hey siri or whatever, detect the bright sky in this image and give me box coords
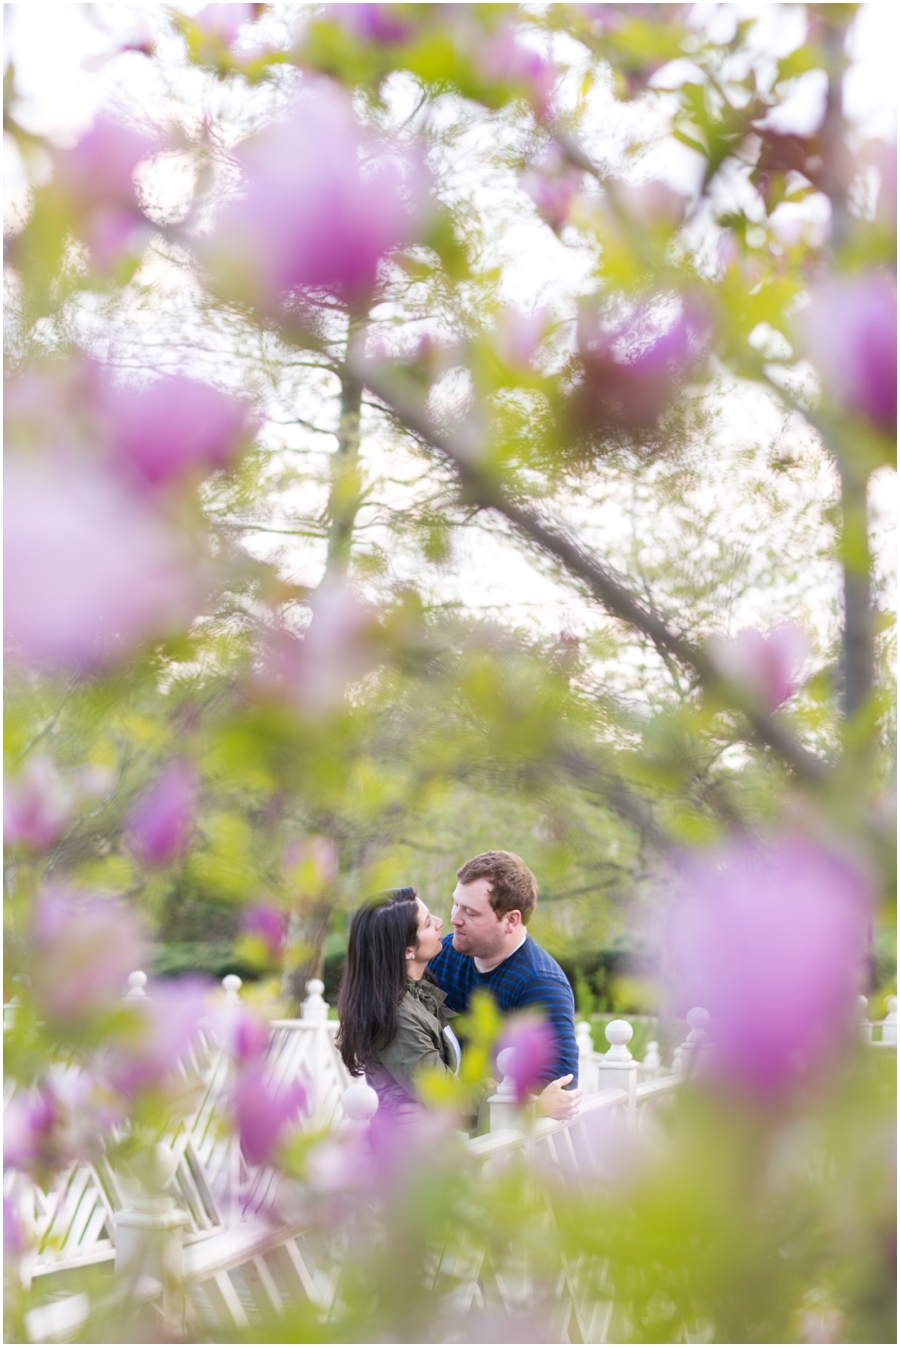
[3,3,896,679]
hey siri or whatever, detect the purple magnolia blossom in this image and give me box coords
[478,24,557,119]
[257,578,379,714]
[522,146,583,231]
[194,2,261,46]
[613,178,686,229]
[28,889,146,1025]
[210,1001,271,1063]
[666,835,872,1097]
[110,978,212,1098]
[202,81,430,309]
[99,374,257,489]
[284,835,340,892]
[326,3,413,43]
[707,622,808,709]
[494,307,550,369]
[574,294,710,432]
[233,1064,307,1166]
[125,760,198,866]
[800,273,897,434]
[54,115,156,271]
[4,757,72,851]
[4,1093,59,1175]
[496,1015,556,1102]
[241,903,288,963]
[4,455,206,671]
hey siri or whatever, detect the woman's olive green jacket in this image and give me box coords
[364,976,458,1118]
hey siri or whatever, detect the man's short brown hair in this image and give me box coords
[456,851,538,925]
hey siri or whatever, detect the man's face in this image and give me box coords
[450,877,517,960]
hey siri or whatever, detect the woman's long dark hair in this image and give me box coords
[337,887,419,1076]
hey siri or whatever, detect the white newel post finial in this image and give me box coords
[596,1019,638,1123]
[302,978,328,1024]
[576,1020,599,1095]
[487,1047,521,1133]
[125,970,149,1001]
[222,974,242,1004]
[859,995,873,1044]
[341,1080,379,1134]
[882,996,897,1046]
[681,1007,712,1077]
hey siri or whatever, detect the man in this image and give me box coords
[429,850,580,1113]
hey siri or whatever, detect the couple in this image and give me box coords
[337,850,581,1124]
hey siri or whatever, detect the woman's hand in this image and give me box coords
[535,1074,581,1120]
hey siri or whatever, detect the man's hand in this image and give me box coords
[535,1074,581,1121]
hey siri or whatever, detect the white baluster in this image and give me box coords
[115,1142,187,1332]
[125,970,149,1001]
[487,1048,521,1132]
[641,1040,661,1078]
[671,1043,685,1075]
[859,995,873,1044]
[596,1019,638,1124]
[341,1079,379,1134]
[222,974,242,1004]
[576,1020,599,1095]
[301,978,328,1024]
[680,1007,711,1077]
[881,995,897,1046]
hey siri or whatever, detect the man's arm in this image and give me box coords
[515,974,580,1088]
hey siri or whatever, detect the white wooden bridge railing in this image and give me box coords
[7,982,897,1344]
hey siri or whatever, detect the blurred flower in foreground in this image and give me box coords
[522,145,583,231]
[257,578,380,713]
[54,115,156,272]
[800,273,897,435]
[125,759,198,866]
[99,374,258,490]
[239,902,288,966]
[496,1015,556,1102]
[109,978,211,1100]
[5,1068,123,1176]
[477,23,557,119]
[194,2,264,47]
[202,80,430,309]
[707,621,808,709]
[4,1092,60,1176]
[609,177,686,230]
[210,999,271,1063]
[284,835,340,895]
[493,307,551,370]
[4,756,73,852]
[4,456,207,670]
[325,2,414,44]
[27,888,146,1027]
[667,835,871,1096]
[233,1064,307,1166]
[573,294,710,433]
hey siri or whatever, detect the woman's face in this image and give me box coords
[409,896,444,964]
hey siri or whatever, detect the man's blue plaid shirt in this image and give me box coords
[428,933,579,1086]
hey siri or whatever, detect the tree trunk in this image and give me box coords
[281,899,336,1012]
[838,464,873,722]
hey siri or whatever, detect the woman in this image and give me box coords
[337,887,456,1120]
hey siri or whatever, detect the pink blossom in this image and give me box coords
[4,455,207,671]
[125,760,198,866]
[522,146,583,231]
[55,115,156,213]
[3,1093,59,1175]
[284,836,340,893]
[613,178,686,229]
[210,1001,271,1063]
[28,889,147,1025]
[666,835,872,1096]
[258,578,380,714]
[4,757,72,851]
[110,978,212,1098]
[708,622,808,709]
[800,273,897,434]
[496,1015,557,1101]
[202,81,430,309]
[233,1064,307,1166]
[99,374,257,489]
[574,294,710,432]
[194,3,261,46]
[494,307,550,369]
[325,3,413,44]
[241,903,288,963]
[478,24,557,119]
